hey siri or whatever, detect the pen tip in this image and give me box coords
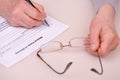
[44,20,50,27]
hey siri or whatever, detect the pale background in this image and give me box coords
[0,0,120,80]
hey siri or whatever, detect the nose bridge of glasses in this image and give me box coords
[61,41,71,47]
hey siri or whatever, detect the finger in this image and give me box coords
[86,47,98,56]
[84,38,90,45]
[33,2,46,19]
[89,22,100,51]
[84,39,99,56]
[85,44,90,48]
[24,1,45,21]
[84,41,89,45]
[12,12,32,28]
[8,18,20,27]
[17,18,32,28]
[21,13,43,27]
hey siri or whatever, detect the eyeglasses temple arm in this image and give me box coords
[90,52,103,75]
[37,53,73,75]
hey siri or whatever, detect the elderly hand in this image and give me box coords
[84,4,119,56]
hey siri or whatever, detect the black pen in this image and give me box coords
[25,0,50,27]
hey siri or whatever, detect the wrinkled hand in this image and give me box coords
[84,4,119,56]
[0,0,46,28]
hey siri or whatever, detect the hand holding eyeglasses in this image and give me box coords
[84,4,120,57]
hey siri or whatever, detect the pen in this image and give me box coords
[25,0,50,27]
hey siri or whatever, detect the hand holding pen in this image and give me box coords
[0,0,47,28]
[25,0,49,27]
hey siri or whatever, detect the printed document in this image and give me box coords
[0,16,69,68]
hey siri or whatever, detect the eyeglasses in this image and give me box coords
[37,37,103,75]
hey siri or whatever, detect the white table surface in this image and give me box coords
[0,0,120,80]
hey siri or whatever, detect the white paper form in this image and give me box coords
[0,16,69,68]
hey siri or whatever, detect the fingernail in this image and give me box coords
[91,44,96,51]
